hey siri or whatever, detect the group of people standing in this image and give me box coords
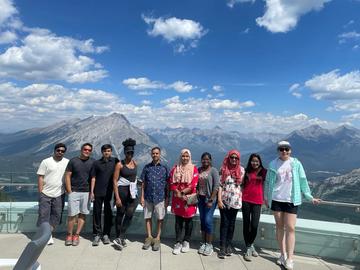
[36,139,320,270]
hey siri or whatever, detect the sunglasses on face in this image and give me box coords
[278,147,290,152]
[56,149,65,153]
[82,148,92,152]
[230,156,239,160]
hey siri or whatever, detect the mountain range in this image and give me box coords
[1,113,360,183]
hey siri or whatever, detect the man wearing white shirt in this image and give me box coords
[37,143,69,245]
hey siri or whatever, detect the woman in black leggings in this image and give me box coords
[113,138,138,250]
[241,153,267,261]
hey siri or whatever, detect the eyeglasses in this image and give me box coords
[83,148,92,152]
[230,156,239,160]
[56,149,65,153]
[278,147,290,152]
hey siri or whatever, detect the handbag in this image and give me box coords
[185,193,198,206]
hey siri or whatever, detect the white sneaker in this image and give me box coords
[181,241,190,253]
[173,242,182,255]
[47,235,54,245]
[198,243,206,254]
[276,254,287,265]
[285,259,294,270]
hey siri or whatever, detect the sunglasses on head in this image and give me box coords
[56,149,65,153]
[278,147,290,152]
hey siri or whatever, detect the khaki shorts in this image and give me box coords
[144,200,166,220]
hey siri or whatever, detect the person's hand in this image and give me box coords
[175,190,181,198]
[264,199,269,208]
[115,198,122,208]
[140,197,145,207]
[312,198,321,205]
[218,200,225,209]
[206,200,213,208]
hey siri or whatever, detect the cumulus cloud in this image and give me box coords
[0,0,17,25]
[304,69,360,100]
[212,85,223,92]
[142,15,207,53]
[0,30,108,83]
[256,0,331,33]
[123,77,195,93]
[0,30,16,44]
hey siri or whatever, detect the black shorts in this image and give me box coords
[271,200,298,214]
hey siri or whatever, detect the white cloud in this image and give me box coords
[142,15,207,52]
[123,77,195,93]
[256,0,331,33]
[0,30,16,44]
[343,20,355,28]
[141,100,152,105]
[168,81,194,93]
[339,31,360,40]
[289,83,302,98]
[0,30,108,83]
[227,0,255,8]
[0,0,17,26]
[304,69,360,100]
[242,28,250,34]
[212,85,223,92]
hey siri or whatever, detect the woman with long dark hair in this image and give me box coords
[242,153,267,261]
[113,138,138,250]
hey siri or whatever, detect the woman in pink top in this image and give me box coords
[241,153,267,261]
[169,149,199,255]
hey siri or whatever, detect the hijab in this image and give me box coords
[220,149,242,184]
[172,149,195,184]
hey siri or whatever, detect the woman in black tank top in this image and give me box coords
[113,138,138,249]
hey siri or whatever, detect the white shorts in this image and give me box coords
[67,192,90,216]
[144,200,166,220]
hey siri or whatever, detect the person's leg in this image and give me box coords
[273,211,286,256]
[204,200,216,244]
[67,216,76,235]
[226,208,239,247]
[154,201,166,240]
[175,215,184,243]
[241,201,251,248]
[75,213,86,235]
[120,196,138,239]
[284,213,297,261]
[183,217,193,242]
[37,193,51,227]
[103,197,113,237]
[92,196,104,236]
[115,186,128,238]
[249,204,261,246]
[219,208,228,248]
[198,196,206,241]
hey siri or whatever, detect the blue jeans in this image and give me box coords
[198,195,216,234]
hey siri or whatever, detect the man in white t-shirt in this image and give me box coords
[37,143,69,245]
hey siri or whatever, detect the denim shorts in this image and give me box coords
[67,192,90,216]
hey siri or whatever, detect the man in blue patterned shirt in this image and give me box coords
[140,146,169,251]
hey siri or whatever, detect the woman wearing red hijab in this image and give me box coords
[217,150,244,259]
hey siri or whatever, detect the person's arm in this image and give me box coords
[113,162,122,207]
[90,176,96,201]
[38,175,44,193]
[298,161,321,205]
[207,168,219,207]
[217,186,224,209]
[65,171,72,193]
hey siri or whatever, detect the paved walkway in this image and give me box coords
[0,233,358,270]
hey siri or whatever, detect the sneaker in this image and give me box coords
[65,234,72,246]
[113,238,123,250]
[121,238,127,247]
[72,234,80,246]
[250,244,259,257]
[218,247,226,259]
[285,259,294,270]
[243,248,252,261]
[181,241,190,253]
[92,235,101,246]
[172,242,182,255]
[102,235,110,245]
[142,237,153,250]
[203,243,213,256]
[152,239,161,251]
[276,254,287,266]
[225,245,233,256]
[198,243,206,254]
[47,235,54,245]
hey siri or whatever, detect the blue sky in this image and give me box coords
[0,0,360,133]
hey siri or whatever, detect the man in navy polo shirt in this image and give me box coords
[140,147,169,251]
[90,144,119,246]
